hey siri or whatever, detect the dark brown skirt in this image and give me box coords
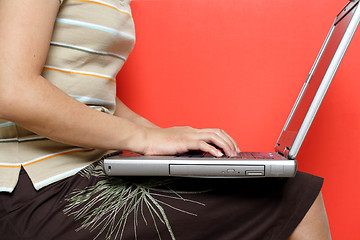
[0,161,323,240]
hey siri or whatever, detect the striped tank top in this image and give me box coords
[0,0,135,192]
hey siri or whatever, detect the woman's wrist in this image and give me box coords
[116,122,149,154]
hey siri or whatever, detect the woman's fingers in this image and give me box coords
[220,129,241,153]
[198,128,239,157]
[193,139,228,157]
[142,126,239,157]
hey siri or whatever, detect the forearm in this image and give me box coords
[0,74,146,152]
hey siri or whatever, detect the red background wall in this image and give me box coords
[117,0,360,239]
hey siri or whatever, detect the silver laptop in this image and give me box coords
[104,0,360,178]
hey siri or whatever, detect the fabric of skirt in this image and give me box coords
[0,160,323,240]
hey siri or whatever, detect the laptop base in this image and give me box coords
[103,151,297,178]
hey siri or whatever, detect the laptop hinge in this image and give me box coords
[283,147,290,158]
[277,147,290,159]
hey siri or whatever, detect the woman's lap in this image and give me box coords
[0,161,323,240]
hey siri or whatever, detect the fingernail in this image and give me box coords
[216,149,224,157]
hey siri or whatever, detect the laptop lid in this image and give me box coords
[275,0,360,159]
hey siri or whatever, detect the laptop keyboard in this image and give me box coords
[177,151,276,159]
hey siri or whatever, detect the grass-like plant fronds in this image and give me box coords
[64,162,208,240]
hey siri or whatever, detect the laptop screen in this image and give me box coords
[276,1,359,158]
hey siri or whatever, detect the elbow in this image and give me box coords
[0,75,24,121]
[0,83,15,120]
[0,72,47,124]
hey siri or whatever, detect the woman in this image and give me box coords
[0,0,331,239]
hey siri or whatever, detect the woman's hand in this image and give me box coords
[113,99,241,157]
[136,126,240,157]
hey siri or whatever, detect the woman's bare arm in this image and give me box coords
[0,0,146,151]
[0,0,239,157]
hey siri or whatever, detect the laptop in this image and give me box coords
[104,0,360,178]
